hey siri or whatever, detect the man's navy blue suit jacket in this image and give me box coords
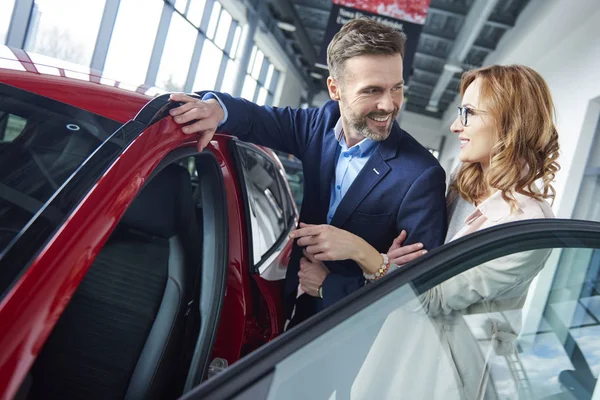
[203,91,448,319]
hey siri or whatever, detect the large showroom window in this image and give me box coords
[242,45,280,105]
[103,0,164,85]
[155,8,198,91]
[0,0,16,45]
[193,2,242,92]
[24,0,106,66]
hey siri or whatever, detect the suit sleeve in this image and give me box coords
[196,91,318,161]
[321,165,447,308]
[320,271,365,309]
[396,165,447,251]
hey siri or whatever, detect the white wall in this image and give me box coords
[438,0,600,218]
[275,69,308,108]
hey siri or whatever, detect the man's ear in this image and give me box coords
[327,76,341,101]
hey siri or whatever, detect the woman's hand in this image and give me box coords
[290,223,366,262]
[387,230,427,266]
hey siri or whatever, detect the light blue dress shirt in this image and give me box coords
[327,119,378,223]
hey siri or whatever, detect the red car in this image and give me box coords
[0,47,296,400]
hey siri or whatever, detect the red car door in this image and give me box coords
[0,92,232,399]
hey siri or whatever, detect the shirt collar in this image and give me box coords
[333,118,378,157]
[467,190,528,223]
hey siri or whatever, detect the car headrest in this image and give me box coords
[120,164,193,238]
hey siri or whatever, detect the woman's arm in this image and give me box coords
[417,248,551,316]
[290,223,426,275]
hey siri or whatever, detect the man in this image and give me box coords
[169,18,447,327]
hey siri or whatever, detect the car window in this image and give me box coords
[235,143,289,266]
[263,244,600,400]
[184,222,600,400]
[0,83,121,294]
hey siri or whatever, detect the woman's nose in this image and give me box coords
[450,117,463,133]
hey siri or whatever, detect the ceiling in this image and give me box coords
[265,0,530,119]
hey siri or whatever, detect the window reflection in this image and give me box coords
[155,12,197,91]
[24,0,106,66]
[103,0,163,85]
[0,0,16,44]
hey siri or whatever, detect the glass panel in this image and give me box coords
[155,12,197,91]
[103,0,163,85]
[174,0,187,12]
[251,49,264,80]
[256,87,268,106]
[214,8,232,50]
[264,64,274,90]
[0,86,121,257]
[206,1,221,39]
[193,40,223,91]
[263,244,600,400]
[0,0,16,45]
[187,0,206,28]
[230,25,242,59]
[236,146,286,264]
[220,58,238,93]
[572,119,600,222]
[24,0,106,66]
[246,45,257,74]
[241,76,257,101]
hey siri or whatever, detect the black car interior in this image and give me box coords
[25,162,204,400]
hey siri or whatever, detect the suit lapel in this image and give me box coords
[329,124,403,227]
[319,128,340,218]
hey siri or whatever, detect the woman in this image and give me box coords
[291,65,560,399]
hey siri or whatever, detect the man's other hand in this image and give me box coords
[169,93,225,152]
[298,250,330,297]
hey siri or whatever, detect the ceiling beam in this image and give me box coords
[426,0,499,112]
[420,32,495,53]
[273,0,318,67]
[427,6,514,30]
[294,4,330,19]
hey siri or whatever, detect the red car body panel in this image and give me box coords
[0,47,291,400]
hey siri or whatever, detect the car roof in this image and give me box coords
[0,46,158,123]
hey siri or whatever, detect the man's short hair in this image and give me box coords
[326,18,407,80]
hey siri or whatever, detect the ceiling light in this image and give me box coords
[310,72,323,79]
[425,105,439,113]
[277,21,296,32]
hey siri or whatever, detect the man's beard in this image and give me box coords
[345,109,398,141]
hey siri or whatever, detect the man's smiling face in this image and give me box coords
[328,53,404,146]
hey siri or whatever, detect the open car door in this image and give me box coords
[182,219,600,400]
[0,91,227,400]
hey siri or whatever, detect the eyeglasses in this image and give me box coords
[457,106,487,127]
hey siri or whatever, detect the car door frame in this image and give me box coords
[229,140,297,338]
[0,93,228,400]
[181,218,600,400]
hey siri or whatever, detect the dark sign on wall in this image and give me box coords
[317,0,431,84]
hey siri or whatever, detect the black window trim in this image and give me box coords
[230,139,296,275]
[182,218,600,400]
